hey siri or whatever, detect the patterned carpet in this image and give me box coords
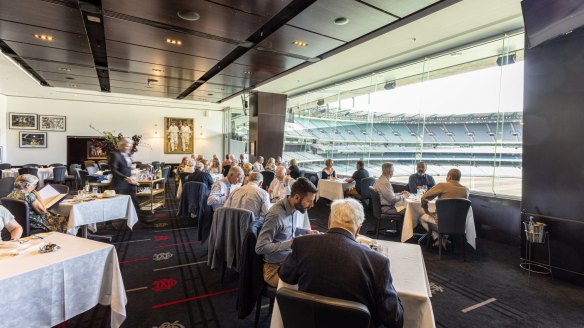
[59,185,584,328]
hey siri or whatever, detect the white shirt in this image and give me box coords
[224,183,272,219]
[207,178,240,210]
[253,162,264,172]
[168,125,179,136]
[180,125,191,136]
[0,205,15,232]
[269,177,295,201]
[373,175,405,207]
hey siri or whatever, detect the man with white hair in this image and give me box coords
[279,198,404,328]
[224,172,271,219]
[373,162,410,215]
[253,156,264,172]
[207,165,243,210]
[268,166,295,202]
[186,161,214,189]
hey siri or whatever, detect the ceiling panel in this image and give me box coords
[48,80,101,91]
[109,71,192,85]
[0,21,90,53]
[210,0,292,18]
[106,40,219,72]
[38,71,98,85]
[257,25,345,58]
[287,0,397,43]
[110,86,174,98]
[102,0,267,41]
[0,0,86,34]
[236,49,304,72]
[361,0,442,18]
[23,59,97,77]
[4,41,95,66]
[206,75,248,89]
[108,57,203,80]
[104,17,238,60]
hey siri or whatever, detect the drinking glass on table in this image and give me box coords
[92,187,98,196]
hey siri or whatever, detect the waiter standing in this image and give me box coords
[109,137,155,223]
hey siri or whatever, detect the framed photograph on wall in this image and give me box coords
[9,113,37,130]
[164,117,194,154]
[19,132,47,148]
[39,115,66,132]
[86,139,108,159]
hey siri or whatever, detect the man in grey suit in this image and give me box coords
[279,198,404,328]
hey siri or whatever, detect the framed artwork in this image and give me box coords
[19,132,47,148]
[87,138,107,159]
[164,117,194,154]
[9,113,37,130]
[39,115,66,131]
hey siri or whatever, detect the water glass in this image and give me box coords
[92,187,98,196]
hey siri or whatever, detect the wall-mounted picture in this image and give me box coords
[87,138,107,159]
[9,113,37,130]
[164,117,194,154]
[19,132,47,148]
[39,115,66,132]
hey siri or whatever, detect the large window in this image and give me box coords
[284,32,524,197]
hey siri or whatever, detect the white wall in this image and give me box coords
[4,96,224,165]
[0,94,7,162]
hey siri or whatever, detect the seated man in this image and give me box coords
[420,168,469,245]
[253,156,264,172]
[207,166,243,210]
[279,198,404,328]
[255,177,318,287]
[268,166,295,202]
[224,172,271,219]
[346,160,370,197]
[373,162,410,214]
[0,205,23,240]
[186,162,214,189]
[408,161,436,194]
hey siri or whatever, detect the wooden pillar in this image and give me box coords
[248,91,287,162]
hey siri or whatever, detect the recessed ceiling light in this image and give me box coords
[333,17,349,25]
[58,67,71,72]
[244,71,251,75]
[34,34,54,41]
[166,38,182,45]
[292,40,308,47]
[152,68,164,73]
[65,77,75,80]
[177,10,200,21]
[238,41,255,48]
[69,84,80,88]
[86,15,101,23]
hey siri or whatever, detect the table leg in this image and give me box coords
[82,225,88,238]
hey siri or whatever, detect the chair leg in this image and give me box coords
[462,236,467,262]
[254,295,262,328]
[438,234,442,260]
[375,217,380,239]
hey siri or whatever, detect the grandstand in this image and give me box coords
[281,110,522,195]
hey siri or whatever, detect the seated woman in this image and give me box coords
[287,159,301,179]
[242,162,254,185]
[209,157,221,174]
[264,157,276,172]
[7,174,67,233]
[0,205,23,240]
[176,156,192,182]
[321,159,336,179]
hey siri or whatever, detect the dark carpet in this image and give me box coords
[60,187,584,328]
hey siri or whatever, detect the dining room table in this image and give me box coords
[316,178,355,201]
[401,196,477,249]
[0,232,127,327]
[269,238,435,328]
[58,194,138,236]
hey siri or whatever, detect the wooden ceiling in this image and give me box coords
[0,0,442,103]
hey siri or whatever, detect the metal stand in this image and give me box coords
[520,231,552,281]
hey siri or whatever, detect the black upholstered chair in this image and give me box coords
[151,161,161,170]
[0,177,15,198]
[0,198,43,237]
[369,187,404,239]
[44,166,67,185]
[18,167,38,177]
[0,163,12,170]
[48,163,64,167]
[428,198,472,261]
[260,170,275,191]
[222,164,231,177]
[349,177,376,209]
[50,183,70,196]
[303,172,319,187]
[161,165,170,188]
[22,164,40,168]
[276,287,371,328]
[76,170,88,190]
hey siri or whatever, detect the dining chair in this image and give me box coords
[428,198,472,261]
[76,170,88,190]
[369,187,403,239]
[98,162,110,171]
[48,163,64,167]
[86,166,98,175]
[276,287,371,328]
[22,164,40,168]
[260,171,275,191]
[44,166,67,185]
[349,177,375,209]
[83,160,96,170]
[0,163,12,170]
[0,177,15,198]
[151,161,161,170]
[0,198,43,237]
[18,167,38,177]
[50,183,70,196]
[303,172,319,187]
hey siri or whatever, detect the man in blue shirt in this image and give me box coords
[255,177,319,287]
[408,161,436,193]
[346,160,370,196]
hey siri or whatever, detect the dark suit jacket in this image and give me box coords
[279,228,404,328]
[187,169,214,189]
[108,151,132,191]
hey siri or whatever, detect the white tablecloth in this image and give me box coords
[0,232,127,327]
[270,239,435,328]
[58,195,138,235]
[402,198,476,249]
[2,168,54,187]
[316,179,354,201]
[175,173,224,198]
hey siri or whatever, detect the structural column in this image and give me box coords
[248,91,287,162]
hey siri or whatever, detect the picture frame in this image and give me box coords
[39,115,66,132]
[86,139,108,160]
[164,117,194,154]
[9,113,37,130]
[19,132,47,148]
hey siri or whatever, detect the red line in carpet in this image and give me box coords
[153,241,200,249]
[152,288,239,309]
[119,257,150,264]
